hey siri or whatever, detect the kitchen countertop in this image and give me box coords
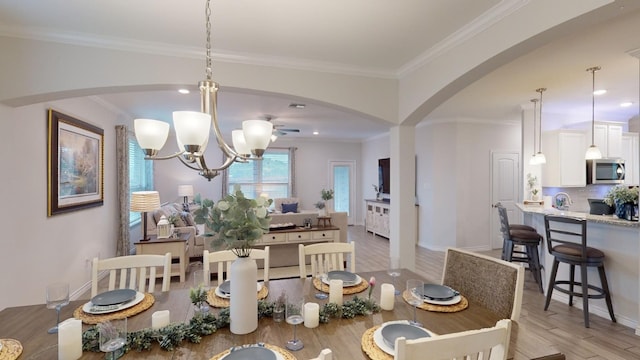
[516,203,639,228]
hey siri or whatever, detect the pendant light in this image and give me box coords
[528,98,539,165]
[534,88,547,164]
[585,66,603,160]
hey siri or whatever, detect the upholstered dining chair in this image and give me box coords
[202,247,270,286]
[91,253,172,297]
[442,248,524,321]
[298,242,356,278]
[394,319,512,360]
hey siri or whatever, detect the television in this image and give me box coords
[378,158,390,195]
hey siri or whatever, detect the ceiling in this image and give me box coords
[0,0,639,139]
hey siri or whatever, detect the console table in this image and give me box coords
[257,226,340,245]
[134,233,190,282]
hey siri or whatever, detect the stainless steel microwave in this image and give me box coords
[587,158,625,184]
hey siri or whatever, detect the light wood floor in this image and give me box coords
[105,225,640,359]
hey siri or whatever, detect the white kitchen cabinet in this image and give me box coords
[592,123,623,158]
[622,132,639,185]
[541,130,586,187]
[365,200,390,238]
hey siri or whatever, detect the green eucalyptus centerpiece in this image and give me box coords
[193,186,273,257]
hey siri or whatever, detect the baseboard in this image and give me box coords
[71,270,109,300]
[550,292,637,329]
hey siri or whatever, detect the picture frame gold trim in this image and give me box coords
[47,109,104,216]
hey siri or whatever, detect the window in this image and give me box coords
[225,148,294,199]
[129,135,154,225]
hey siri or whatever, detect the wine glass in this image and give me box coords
[387,256,402,295]
[285,296,304,351]
[98,318,127,360]
[46,282,69,334]
[406,279,424,327]
[314,259,328,300]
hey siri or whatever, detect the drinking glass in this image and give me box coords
[406,279,424,327]
[192,269,210,289]
[98,318,127,360]
[46,282,70,334]
[285,296,304,351]
[314,259,328,300]
[387,257,402,295]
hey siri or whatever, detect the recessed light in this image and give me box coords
[593,89,607,96]
[620,102,633,107]
[313,131,319,135]
[178,89,190,94]
[289,103,306,109]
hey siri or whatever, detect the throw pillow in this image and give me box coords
[281,202,298,213]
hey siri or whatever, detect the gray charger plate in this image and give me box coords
[381,323,430,349]
[223,345,276,360]
[91,288,137,306]
[422,284,457,300]
[219,280,231,294]
[327,270,358,284]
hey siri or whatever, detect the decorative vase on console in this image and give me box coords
[315,201,326,217]
[192,186,272,334]
[321,188,334,213]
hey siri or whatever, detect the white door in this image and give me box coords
[490,152,520,249]
[329,160,355,225]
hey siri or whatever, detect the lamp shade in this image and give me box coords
[130,191,161,212]
[585,145,602,160]
[173,111,211,149]
[178,185,194,197]
[134,119,170,150]
[242,120,273,155]
[232,129,251,156]
[534,152,546,164]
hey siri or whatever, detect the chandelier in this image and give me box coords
[133,0,273,181]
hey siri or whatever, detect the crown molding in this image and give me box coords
[397,0,529,77]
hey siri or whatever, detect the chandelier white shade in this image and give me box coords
[585,66,603,160]
[132,0,273,181]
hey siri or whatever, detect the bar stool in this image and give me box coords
[496,203,544,293]
[543,215,616,328]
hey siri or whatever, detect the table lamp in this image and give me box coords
[131,191,160,241]
[178,184,194,211]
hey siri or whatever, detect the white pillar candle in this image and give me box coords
[151,310,170,329]
[329,279,343,305]
[380,283,395,310]
[58,318,82,360]
[304,302,320,328]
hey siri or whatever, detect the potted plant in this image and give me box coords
[527,173,540,201]
[192,186,272,335]
[604,186,639,220]
[314,201,326,216]
[321,188,334,212]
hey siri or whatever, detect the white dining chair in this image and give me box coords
[308,348,332,360]
[441,248,524,321]
[394,319,512,360]
[298,242,355,278]
[91,253,172,297]
[202,247,270,286]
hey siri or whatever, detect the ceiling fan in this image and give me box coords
[264,115,300,136]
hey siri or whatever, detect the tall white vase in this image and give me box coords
[230,256,258,334]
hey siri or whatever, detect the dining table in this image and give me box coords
[0,269,556,359]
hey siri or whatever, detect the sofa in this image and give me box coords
[145,201,348,267]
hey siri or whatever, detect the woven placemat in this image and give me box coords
[207,285,269,308]
[401,290,468,312]
[361,326,392,360]
[209,343,296,360]
[73,293,155,324]
[0,339,23,360]
[312,276,369,295]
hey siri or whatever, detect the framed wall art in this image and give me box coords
[47,109,104,216]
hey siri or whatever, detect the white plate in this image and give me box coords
[221,344,284,360]
[82,291,145,314]
[321,274,362,287]
[373,320,434,356]
[423,294,461,306]
[215,282,263,299]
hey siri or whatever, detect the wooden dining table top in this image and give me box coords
[0,269,547,359]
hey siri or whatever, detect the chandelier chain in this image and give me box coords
[205,0,212,80]
[536,88,546,154]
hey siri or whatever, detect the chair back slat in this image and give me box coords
[91,253,172,297]
[495,203,511,240]
[544,215,588,260]
[298,242,355,278]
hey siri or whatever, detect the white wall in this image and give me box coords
[0,98,120,310]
